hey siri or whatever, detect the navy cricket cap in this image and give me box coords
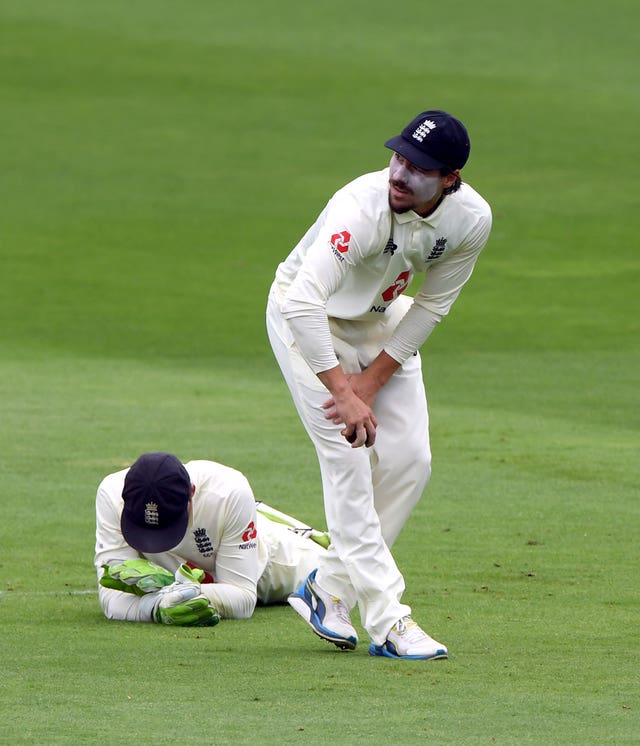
[384,110,471,171]
[121,452,191,553]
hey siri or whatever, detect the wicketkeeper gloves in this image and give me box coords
[174,563,206,585]
[100,559,219,626]
[153,583,220,626]
[100,559,175,595]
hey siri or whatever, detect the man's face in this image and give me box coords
[388,153,445,215]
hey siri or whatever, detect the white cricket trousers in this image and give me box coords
[255,512,325,606]
[266,291,431,645]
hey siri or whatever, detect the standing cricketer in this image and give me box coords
[266,109,492,659]
[95,452,328,625]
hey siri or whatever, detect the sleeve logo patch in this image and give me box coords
[239,520,258,550]
[330,230,351,253]
[242,521,257,542]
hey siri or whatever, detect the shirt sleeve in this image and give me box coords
[280,196,376,374]
[383,304,441,363]
[98,584,159,622]
[287,310,338,373]
[413,209,492,316]
[198,476,259,620]
[94,478,159,622]
[385,209,492,362]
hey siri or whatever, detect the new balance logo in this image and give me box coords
[383,238,397,256]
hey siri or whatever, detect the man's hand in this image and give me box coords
[323,387,377,448]
[320,378,377,448]
[100,559,175,596]
[153,583,220,627]
[322,352,401,447]
[317,364,377,448]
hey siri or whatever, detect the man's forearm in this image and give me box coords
[317,365,351,397]
[364,350,401,389]
[98,584,158,622]
[199,582,257,620]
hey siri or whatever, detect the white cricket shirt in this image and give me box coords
[272,167,492,372]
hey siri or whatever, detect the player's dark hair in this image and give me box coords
[440,168,462,195]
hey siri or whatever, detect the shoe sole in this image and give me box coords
[368,643,448,661]
[288,593,357,651]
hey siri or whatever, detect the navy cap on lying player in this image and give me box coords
[120,452,192,554]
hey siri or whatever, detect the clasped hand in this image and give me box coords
[322,372,378,448]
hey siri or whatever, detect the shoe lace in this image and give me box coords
[330,596,352,626]
[394,615,428,644]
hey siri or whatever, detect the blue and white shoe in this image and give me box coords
[288,569,358,651]
[369,616,448,660]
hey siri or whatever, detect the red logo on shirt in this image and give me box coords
[242,521,257,542]
[381,271,411,302]
[330,230,351,253]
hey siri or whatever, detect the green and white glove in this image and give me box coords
[153,583,220,627]
[100,559,175,596]
[174,563,205,585]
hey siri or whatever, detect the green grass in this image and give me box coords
[1,0,639,743]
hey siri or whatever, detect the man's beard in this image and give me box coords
[388,194,411,214]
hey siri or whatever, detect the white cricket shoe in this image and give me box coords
[369,615,448,660]
[288,569,358,650]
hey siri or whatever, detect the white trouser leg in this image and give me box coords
[267,297,412,644]
[256,514,325,605]
[370,352,431,548]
